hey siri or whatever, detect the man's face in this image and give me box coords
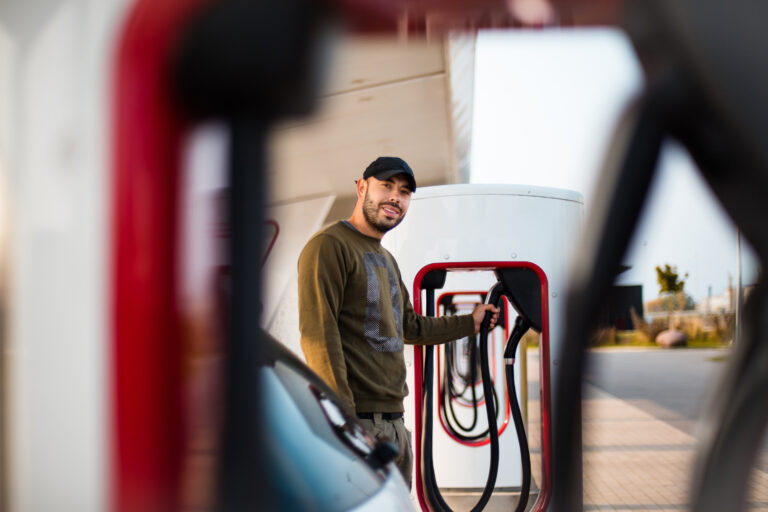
[361,174,413,234]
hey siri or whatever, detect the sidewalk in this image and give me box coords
[527,351,768,511]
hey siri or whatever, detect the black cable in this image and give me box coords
[440,319,501,442]
[421,283,504,512]
[422,289,454,512]
[423,344,454,512]
[449,338,477,401]
[451,336,479,401]
[504,316,532,512]
[422,282,535,512]
[443,338,479,434]
[441,336,482,440]
[470,301,502,512]
[441,357,500,443]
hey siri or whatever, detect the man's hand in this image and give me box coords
[471,304,500,334]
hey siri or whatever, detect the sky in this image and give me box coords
[470,28,758,303]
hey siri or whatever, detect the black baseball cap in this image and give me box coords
[362,156,416,192]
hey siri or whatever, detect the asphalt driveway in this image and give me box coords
[585,347,731,435]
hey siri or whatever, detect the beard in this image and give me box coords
[362,190,405,234]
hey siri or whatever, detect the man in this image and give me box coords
[298,156,499,486]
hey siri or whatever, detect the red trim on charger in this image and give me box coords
[261,219,280,268]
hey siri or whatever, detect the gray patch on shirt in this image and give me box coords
[363,252,403,352]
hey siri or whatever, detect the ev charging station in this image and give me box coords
[383,184,583,511]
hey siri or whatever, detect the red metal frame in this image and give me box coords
[413,262,552,512]
[261,219,280,268]
[434,291,511,447]
[112,1,212,510]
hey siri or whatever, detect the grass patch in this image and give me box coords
[614,331,656,347]
[589,329,732,349]
[590,329,655,348]
[527,321,732,350]
[687,337,731,349]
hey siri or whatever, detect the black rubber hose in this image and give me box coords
[441,331,501,441]
[505,364,530,512]
[442,366,500,443]
[422,288,453,512]
[469,308,502,512]
[442,375,481,440]
[421,286,503,512]
[451,338,476,389]
[442,335,496,442]
[504,316,532,512]
[422,343,453,512]
[442,339,480,435]
[450,339,476,400]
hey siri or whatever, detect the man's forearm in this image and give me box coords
[403,313,476,345]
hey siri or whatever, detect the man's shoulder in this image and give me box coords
[306,221,349,246]
[301,221,357,258]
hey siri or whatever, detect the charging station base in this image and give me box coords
[442,489,540,512]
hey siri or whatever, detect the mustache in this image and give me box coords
[380,202,401,213]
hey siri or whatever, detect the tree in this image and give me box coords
[655,264,693,332]
[655,264,688,294]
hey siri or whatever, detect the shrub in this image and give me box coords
[713,312,735,344]
[647,317,668,342]
[589,327,616,347]
[629,307,646,332]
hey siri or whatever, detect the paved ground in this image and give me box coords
[584,348,731,435]
[532,348,768,511]
[435,347,768,511]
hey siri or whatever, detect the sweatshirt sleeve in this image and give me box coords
[400,278,475,345]
[297,235,356,411]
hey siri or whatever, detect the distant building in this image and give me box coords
[697,284,755,314]
[697,292,733,314]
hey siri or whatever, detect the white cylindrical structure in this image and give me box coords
[383,184,583,490]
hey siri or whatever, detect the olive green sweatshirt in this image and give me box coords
[298,221,475,414]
